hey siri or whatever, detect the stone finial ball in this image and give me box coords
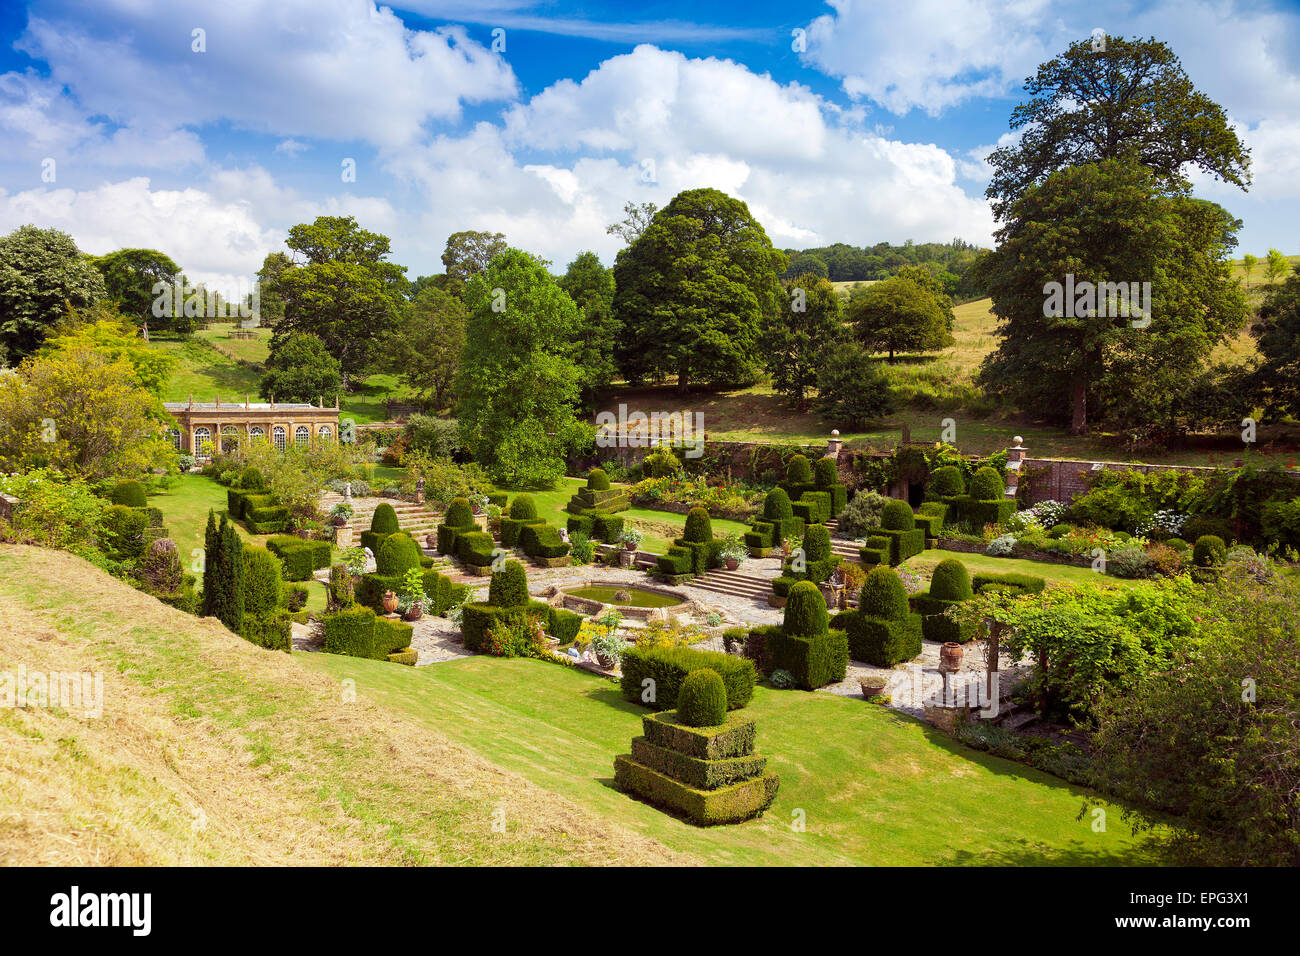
[1014,435,1024,444]
[831,429,840,437]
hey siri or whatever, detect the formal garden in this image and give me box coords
[3,30,1300,867]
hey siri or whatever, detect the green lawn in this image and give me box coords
[302,653,1157,865]
[494,476,751,554]
[904,548,1145,588]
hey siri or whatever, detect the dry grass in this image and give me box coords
[0,545,693,867]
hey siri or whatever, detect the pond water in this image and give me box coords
[564,585,684,608]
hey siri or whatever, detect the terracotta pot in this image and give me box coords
[382,590,399,614]
[725,558,739,571]
[859,675,889,698]
[472,503,482,515]
[595,651,614,668]
[940,642,964,672]
[623,541,637,552]
[403,605,423,622]
[425,533,438,549]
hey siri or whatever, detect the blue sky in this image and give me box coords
[1,0,1298,292]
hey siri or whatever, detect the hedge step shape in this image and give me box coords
[629,737,768,791]
[641,710,756,759]
[613,756,778,826]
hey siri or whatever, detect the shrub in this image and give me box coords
[322,606,412,661]
[929,558,972,601]
[487,559,528,607]
[519,522,570,559]
[929,466,965,498]
[881,499,915,531]
[792,490,831,525]
[140,538,183,593]
[769,669,795,689]
[102,504,147,561]
[1193,534,1227,568]
[444,496,473,526]
[969,466,1005,501]
[241,545,283,617]
[376,532,421,576]
[783,580,828,636]
[763,487,793,521]
[508,494,538,520]
[370,502,400,534]
[1108,544,1154,579]
[328,563,355,609]
[238,466,265,491]
[971,571,1046,594]
[266,536,330,581]
[813,457,838,488]
[683,506,713,543]
[547,606,583,643]
[837,490,887,538]
[677,669,728,727]
[986,534,1017,557]
[620,645,756,711]
[108,479,147,508]
[587,468,611,491]
[642,446,681,478]
[803,524,831,563]
[786,455,812,485]
[860,566,909,618]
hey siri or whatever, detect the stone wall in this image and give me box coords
[1014,458,1229,505]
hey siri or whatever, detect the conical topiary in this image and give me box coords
[786,454,812,484]
[488,558,529,608]
[783,581,829,638]
[813,457,837,488]
[881,499,915,531]
[371,502,400,534]
[683,507,713,543]
[110,479,147,508]
[509,494,538,520]
[860,566,909,619]
[445,496,473,527]
[803,524,831,562]
[677,669,728,727]
[587,468,611,491]
[763,487,793,521]
[969,466,1005,501]
[928,558,972,601]
[929,466,965,497]
[377,532,421,576]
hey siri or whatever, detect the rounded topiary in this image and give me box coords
[928,558,972,601]
[1193,534,1226,568]
[763,487,794,521]
[509,494,537,520]
[376,532,421,576]
[969,466,1005,501]
[238,466,265,491]
[677,668,728,727]
[803,524,831,562]
[683,506,713,543]
[1165,537,1189,552]
[1048,523,1070,539]
[587,468,611,491]
[371,502,400,534]
[813,456,838,488]
[488,559,529,608]
[860,566,909,619]
[786,454,813,484]
[929,466,965,498]
[109,479,147,508]
[445,496,473,527]
[784,580,829,638]
[881,499,915,531]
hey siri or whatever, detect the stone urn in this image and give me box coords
[382,590,399,615]
[403,604,423,622]
[940,642,964,672]
[623,540,637,552]
[859,674,890,698]
[425,533,438,550]
[725,557,739,571]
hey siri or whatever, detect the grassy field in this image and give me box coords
[904,548,1144,589]
[302,651,1157,865]
[0,546,679,866]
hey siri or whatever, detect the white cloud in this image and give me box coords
[18,0,519,149]
[274,139,311,158]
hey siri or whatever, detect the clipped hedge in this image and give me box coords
[266,536,331,582]
[109,479,148,508]
[456,530,495,569]
[519,522,570,560]
[677,669,727,727]
[620,645,756,712]
[971,571,1046,595]
[837,566,922,666]
[322,605,413,661]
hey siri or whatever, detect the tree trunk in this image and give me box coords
[677,358,690,395]
[1070,380,1087,435]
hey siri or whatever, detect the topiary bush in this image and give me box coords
[488,558,529,608]
[813,456,838,488]
[969,466,1005,501]
[445,497,473,527]
[238,466,265,491]
[509,494,538,520]
[929,466,965,498]
[762,581,848,689]
[376,532,421,576]
[928,558,972,601]
[783,580,829,637]
[683,506,713,543]
[1193,534,1227,568]
[677,668,728,727]
[881,499,915,531]
[371,502,400,534]
[859,566,910,618]
[109,479,147,508]
[763,487,793,521]
[241,545,284,617]
[786,454,812,484]
[587,468,611,491]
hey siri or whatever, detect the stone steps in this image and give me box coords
[688,570,772,602]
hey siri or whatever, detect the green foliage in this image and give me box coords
[445,496,474,527]
[929,466,965,497]
[0,225,106,360]
[201,512,245,634]
[763,273,844,408]
[376,532,420,576]
[370,502,400,534]
[488,559,529,609]
[860,567,910,619]
[783,581,828,637]
[108,480,148,508]
[383,288,466,412]
[259,332,342,404]
[508,494,538,520]
[677,669,728,727]
[929,558,972,601]
[802,524,831,562]
[93,247,184,331]
[836,490,886,539]
[762,487,793,521]
[265,535,330,581]
[881,499,915,531]
[971,571,1046,594]
[813,457,838,488]
[642,446,682,478]
[587,467,611,491]
[969,466,1005,501]
[241,545,283,617]
[620,645,756,711]
[613,188,786,389]
[848,274,953,359]
[812,341,895,428]
[785,455,812,484]
[322,605,413,661]
[1252,268,1300,420]
[683,507,713,543]
[1193,534,1226,568]
[558,250,620,400]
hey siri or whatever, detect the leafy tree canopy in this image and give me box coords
[847,274,952,361]
[260,331,343,405]
[0,225,105,362]
[763,273,844,410]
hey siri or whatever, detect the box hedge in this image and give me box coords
[620,645,755,711]
[322,605,413,661]
[971,571,1046,594]
[266,536,331,581]
[519,522,570,559]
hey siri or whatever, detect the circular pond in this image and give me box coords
[558,581,692,620]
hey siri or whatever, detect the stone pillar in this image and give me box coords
[415,477,425,505]
[1005,436,1027,499]
[825,428,843,460]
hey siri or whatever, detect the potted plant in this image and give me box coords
[469,492,489,516]
[485,502,503,533]
[720,534,748,571]
[619,528,644,552]
[859,673,890,698]
[398,567,427,621]
[781,534,798,558]
[328,501,353,527]
[590,628,629,668]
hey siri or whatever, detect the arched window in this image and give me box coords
[249,426,265,441]
[317,425,333,441]
[294,425,309,445]
[221,425,240,454]
[167,428,181,450]
[193,426,211,452]
[273,426,286,451]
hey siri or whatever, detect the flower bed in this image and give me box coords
[630,476,761,521]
